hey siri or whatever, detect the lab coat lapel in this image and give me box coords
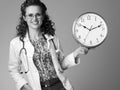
[24,33,41,90]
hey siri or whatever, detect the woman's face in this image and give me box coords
[24,5,43,30]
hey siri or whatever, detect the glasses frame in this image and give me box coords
[25,13,42,19]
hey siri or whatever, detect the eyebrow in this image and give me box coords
[26,12,42,16]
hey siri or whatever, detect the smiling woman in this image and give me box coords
[16,0,55,39]
[8,0,89,90]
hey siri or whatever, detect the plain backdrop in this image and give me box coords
[0,0,120,90]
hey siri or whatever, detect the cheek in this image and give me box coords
[26,20,31,25]
[24,17,30,24]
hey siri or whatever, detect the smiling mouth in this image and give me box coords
[32,22,39,25]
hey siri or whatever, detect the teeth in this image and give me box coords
[32,22,38,24]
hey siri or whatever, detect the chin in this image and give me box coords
[31,25,40,29]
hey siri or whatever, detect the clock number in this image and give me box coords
[100,21,102,24]
[78,35,81,39]
[102,27,105,31]
[87,15,91,20]
[100,34,104,37]
[81,17,84,22]
[77,23,81,27]
[95,16,97,21]
[96,38,99,43]
[75,29,78,32]
[90,41,92,45]
[84,39,86,43]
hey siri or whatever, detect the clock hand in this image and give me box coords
[83,26,90,31]
[91,24,102,31]
[84,25,92,42]
[84,30,90,42]
[90,25,93,31]
[80,24,91,31]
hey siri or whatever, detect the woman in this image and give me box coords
[8,0,89,90]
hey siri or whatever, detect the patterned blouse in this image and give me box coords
[30,37,58,82]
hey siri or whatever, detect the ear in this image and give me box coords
[23,16,26,21]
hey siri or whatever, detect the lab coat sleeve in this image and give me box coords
[62,52,80,69]
[8,40,28,90]
[56,38,80,70]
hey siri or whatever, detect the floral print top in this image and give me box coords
[30,37,57,82]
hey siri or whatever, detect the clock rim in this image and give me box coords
[72,12,108,48]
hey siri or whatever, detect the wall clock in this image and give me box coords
[72,12,108,48]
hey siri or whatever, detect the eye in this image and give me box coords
[36,13,42,17]
[28,14,33,17]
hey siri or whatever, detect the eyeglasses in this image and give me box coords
[26,13,42,19]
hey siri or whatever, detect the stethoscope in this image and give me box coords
[18,35,57,74]
[19,37,29,74]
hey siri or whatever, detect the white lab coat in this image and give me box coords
[8,33,80,90]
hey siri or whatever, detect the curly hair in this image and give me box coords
[16,0,55,39]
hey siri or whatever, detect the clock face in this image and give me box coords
[72,12,108,47]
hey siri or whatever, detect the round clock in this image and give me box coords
[72,12,108,48]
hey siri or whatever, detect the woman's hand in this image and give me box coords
[73,46,89,64]
[21,83,33,90]
[74,46,89,55]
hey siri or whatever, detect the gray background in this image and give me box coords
[0,0,120,90]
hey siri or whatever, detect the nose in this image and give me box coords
[32,15,38,20]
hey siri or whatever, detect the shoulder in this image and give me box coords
[45,34,59,41]
[53,34,59,41]
[9,36,23,54]
[10,36,21,46]
[52,35,61,49]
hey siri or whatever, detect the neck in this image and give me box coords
[28,28,42,41]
